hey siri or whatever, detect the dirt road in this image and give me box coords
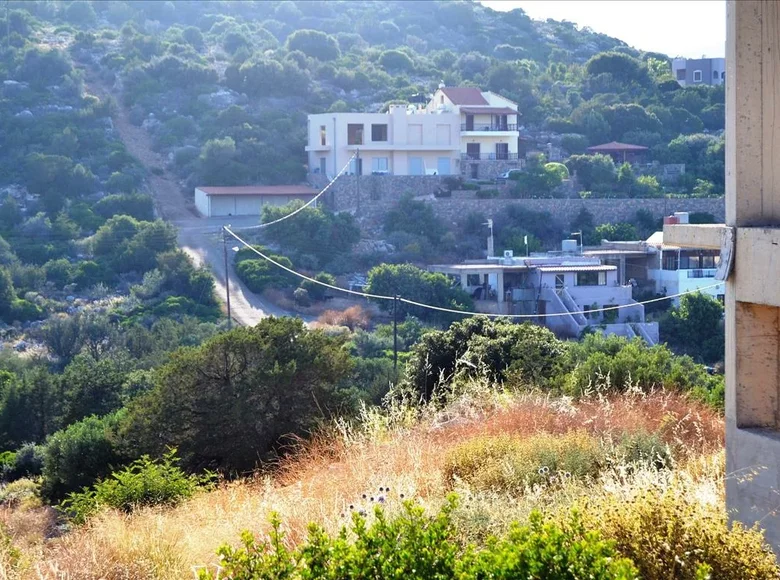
[84,71,286,326]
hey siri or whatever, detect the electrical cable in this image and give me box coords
[229,153,357,231]
[223,226,724,320]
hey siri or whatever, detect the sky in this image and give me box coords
[479,1,726,59]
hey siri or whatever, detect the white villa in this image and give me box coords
[430,245,658,344]
[305,84,520,179]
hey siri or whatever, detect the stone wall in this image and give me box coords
[460,159,524,179]
[311,174,725,230]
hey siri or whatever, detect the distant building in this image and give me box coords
[430,245,657,344]
[583,213,724,306]
[194,185,318,217]
[305,84,520,180]
[586,142,649,165]
[671,57,726,87]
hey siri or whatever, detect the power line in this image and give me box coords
[223,226,724,320]
[230,153,357,231]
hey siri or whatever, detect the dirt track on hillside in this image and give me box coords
[82,69,287,326]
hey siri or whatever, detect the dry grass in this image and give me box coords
[315,305,371,330]
[10,390,723,579]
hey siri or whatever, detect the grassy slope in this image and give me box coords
[2,389,729,579]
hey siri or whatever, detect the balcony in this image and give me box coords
[461,124,518,132]
[461,152,520,161]
[686,268,717,279]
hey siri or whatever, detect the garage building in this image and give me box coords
[194,185,319,217]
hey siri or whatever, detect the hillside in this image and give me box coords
[7,388,776,578]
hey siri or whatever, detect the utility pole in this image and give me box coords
[393,295,399,375]
[355,148,361,217]
[222,226,232,330]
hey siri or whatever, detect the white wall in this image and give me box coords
[194,188,210,217]
[307,111,460,176]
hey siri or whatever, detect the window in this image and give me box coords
[713,70,719,79]
[693,70,702,82]
[371,124,388,142]
[662,253,679,271]
[467,274,481,286]
[470,163,479,179]
[371,157,388,173]
[495,143,509,160]
[319,157,327,175]
[583,304,599,319]
[466,143,481,159]
[575,271,606,286]
[676,68,686,81]
[319,125,326,146]
[347,124,363,145]
[440,94,444,104]
[409,157,424,175]
[555,274,565,289]
[437,157,451,175]
[721,71,726,80]
[349,157,363,175]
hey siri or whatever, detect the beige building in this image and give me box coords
[305,85,520,179]
[194,185,318,217]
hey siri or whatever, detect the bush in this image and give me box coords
[235,257,294,293]
[300,272,336,301]
[475,188,499,199]
[198,498,637,580]
[404,317,567,401]
[61,450,212,525]
[316,305,370,331]
[444,432,605,493]
[41,412,126,502]
[365,264,473,324]
[576,481,779,579]
[3,443,44,481]
[0,478,39,509]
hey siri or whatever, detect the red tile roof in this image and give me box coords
[197,186,318,196]
[441,87,489,106]
[586,141,649,152]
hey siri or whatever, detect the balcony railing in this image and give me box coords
[461,152,520,161]
[462,124,518,132]
[686,268,717,279]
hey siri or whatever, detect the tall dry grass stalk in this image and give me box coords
[13,389,722,579]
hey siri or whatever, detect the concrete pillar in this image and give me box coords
[725,0,780,550]
[460,272,468,288]
[496,271,504,303]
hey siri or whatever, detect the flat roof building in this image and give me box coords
[194,185,318,217]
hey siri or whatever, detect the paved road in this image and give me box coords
[83,71,295,326]
[175,217,298,325]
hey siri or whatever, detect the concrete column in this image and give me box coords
[725,0,780,550]
[460,273,468,288]
[496,271,504,303]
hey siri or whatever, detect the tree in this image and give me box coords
[122,319,353,472]
[593,223,638,243]
[365,264,473,323]
[261,202,359,268]
[0,268,16,319]
[286,29,340,61]
[383,195,446,246]
[379,49,415,72]
[585,52,650,87]
[662,292,724,364]
[41,412,127,501]
[403,317,567,401]
[565,154,616,191]
[0,369,61,451]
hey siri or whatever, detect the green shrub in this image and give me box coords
[443,432,605,493]
[41,412,127,502]
[235,257,294,293]
[300,272,335,301]
[197,498,637,580]
[3,443,44,481]
[61,450,213,525]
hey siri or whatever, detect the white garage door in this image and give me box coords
[235,196,263,215]
[210,196,235,216]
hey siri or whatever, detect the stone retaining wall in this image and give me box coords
[310,174,724,230]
